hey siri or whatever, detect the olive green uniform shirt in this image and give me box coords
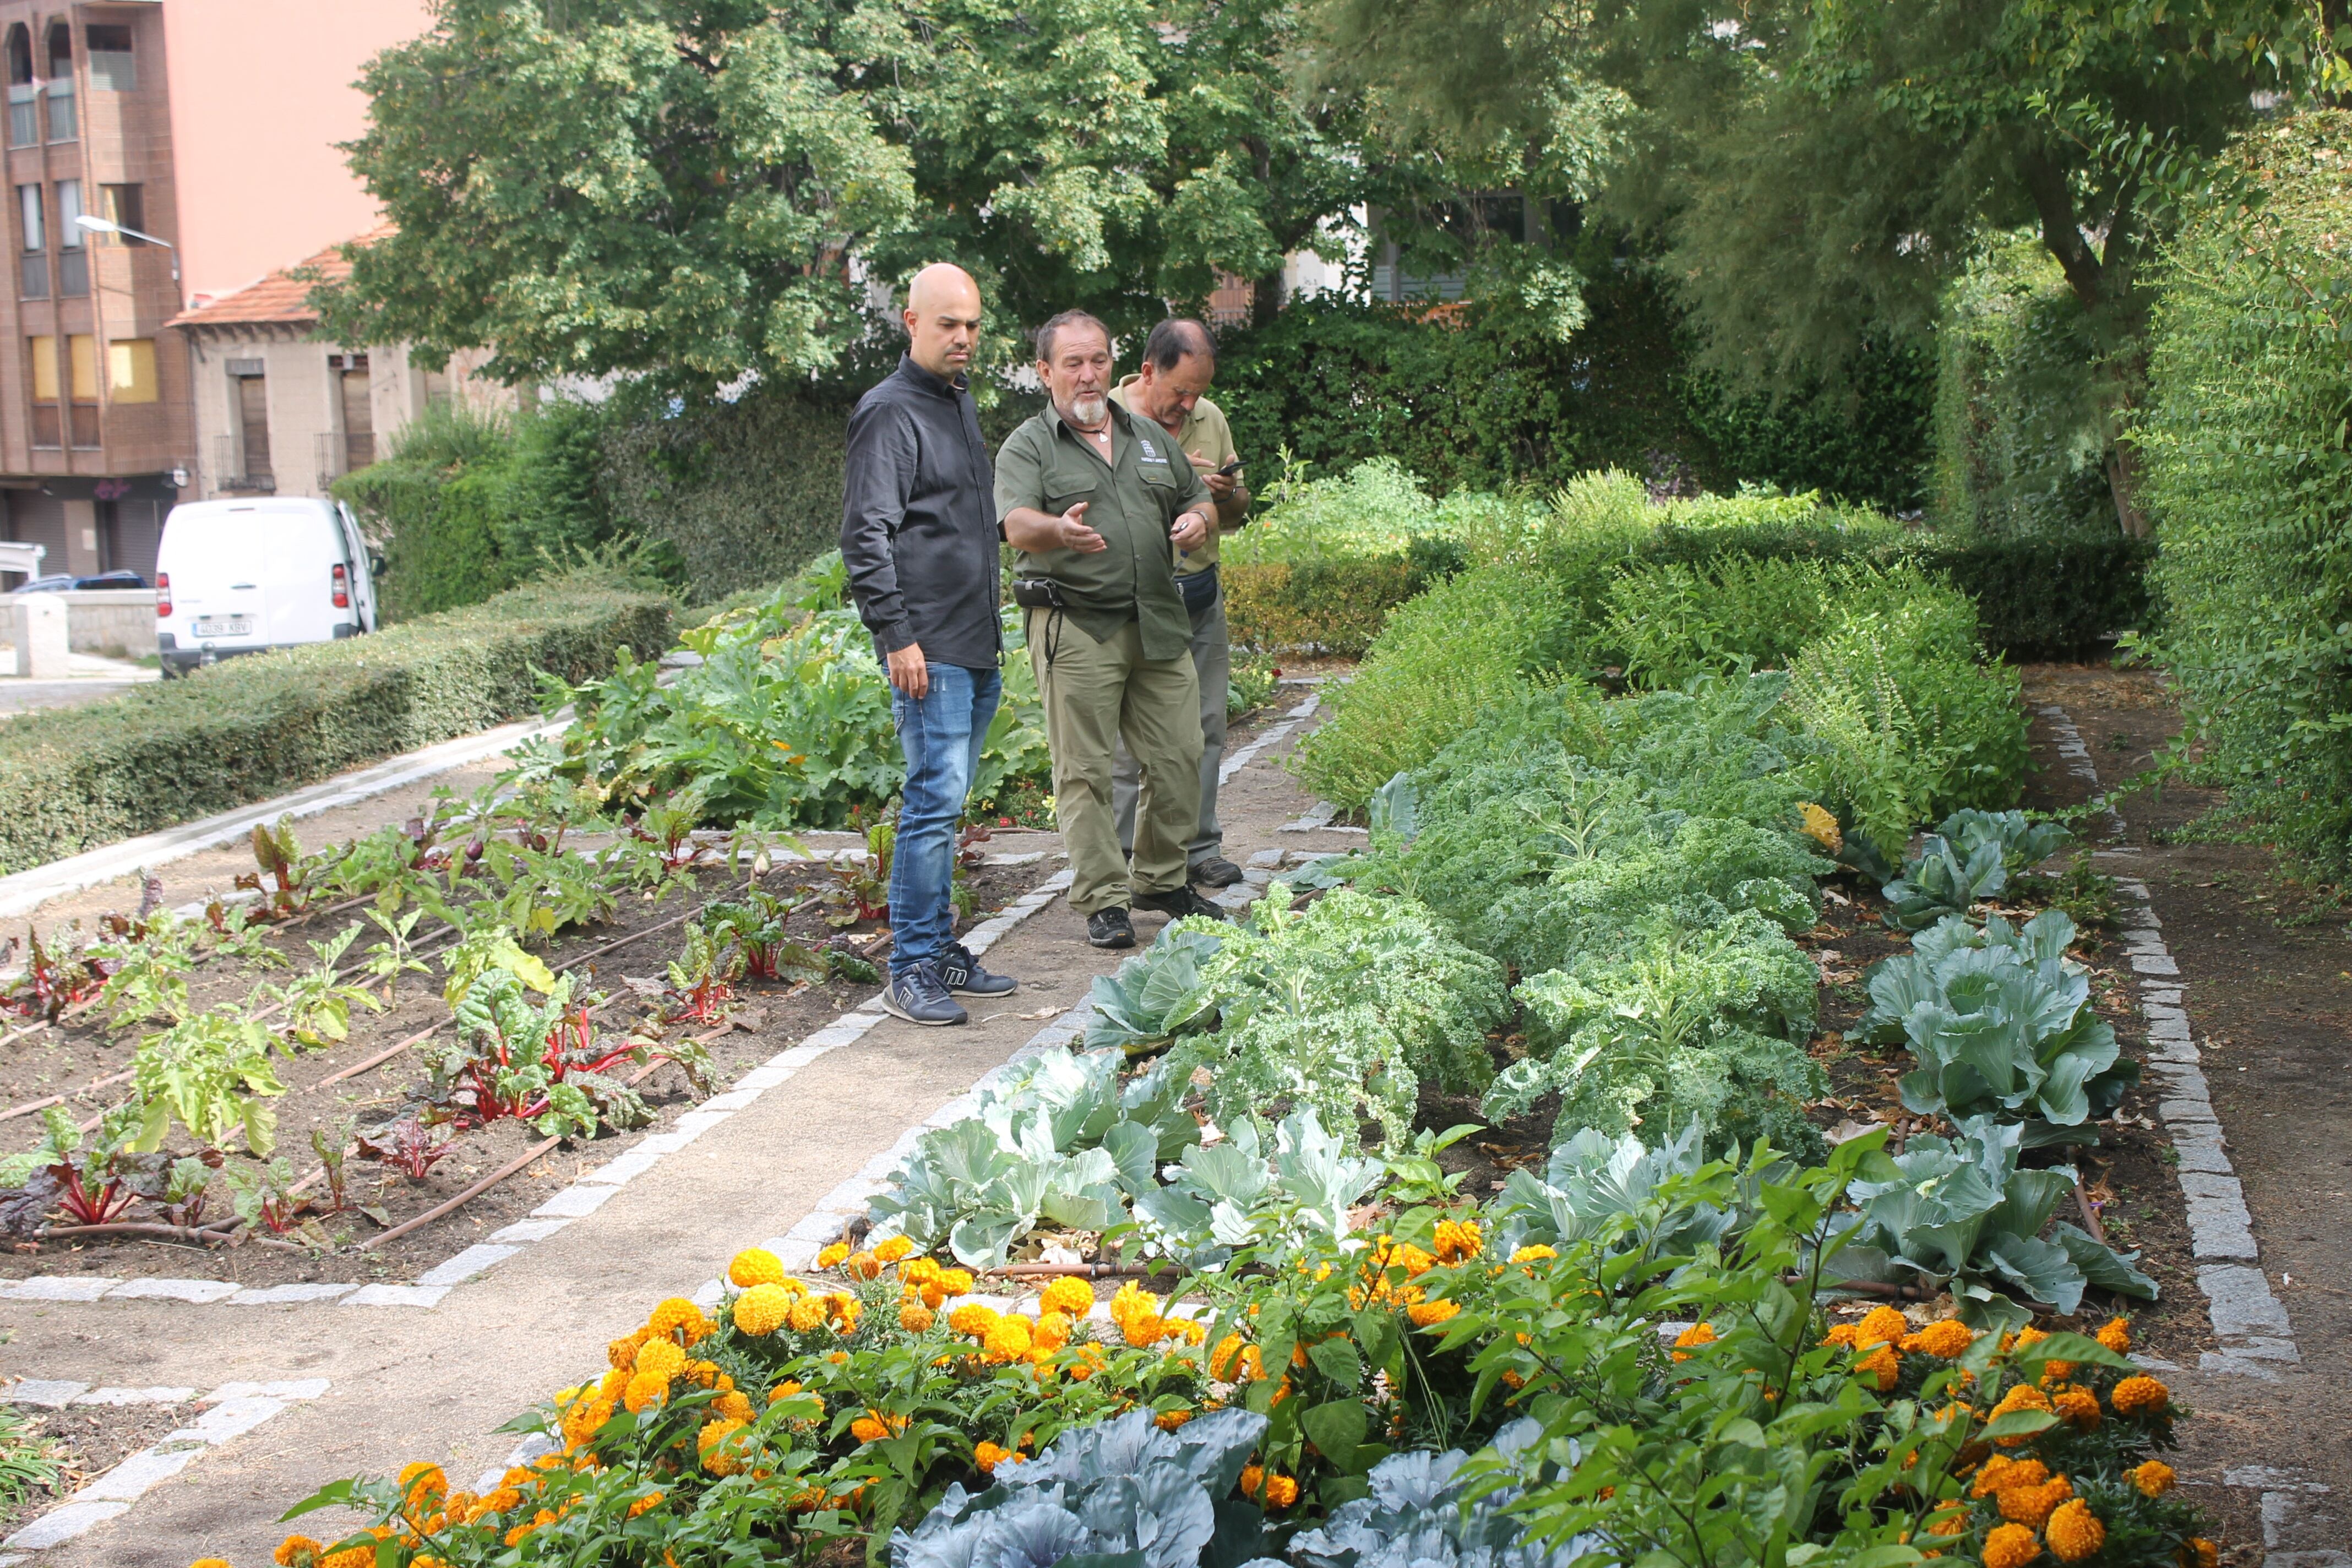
[995,400,1212,663]
[1107,377,1248,576]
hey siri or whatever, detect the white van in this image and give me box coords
[154,498,380,677]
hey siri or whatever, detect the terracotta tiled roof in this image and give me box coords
[168,224,392,330]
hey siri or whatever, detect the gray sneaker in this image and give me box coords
[939,942,1017,997]
[881,960,967,1026]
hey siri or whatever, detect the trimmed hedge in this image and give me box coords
[0,570,673,875]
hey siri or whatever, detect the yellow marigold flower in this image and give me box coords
[1983,1523,2041,1568]
[598,1366,630,1398]
[728,1248,785,1288]
[1990,1382,2054,1445]
[901,1302,938,1333]
[920,1282,948,1309]
[1855,1305,1909,1348]
[699,1418,749,1476]
[851,1415,891,1444]
[1433,1218,1483,1264]
[324,1549,380,1568]
[1211,1335,1264,1381]
[1068,1343,1107,1380]
[786,1297,827,1332]
[634,1338,687,1381]
[1798,802,1842,853]
[2000,1476,2073,1529]
[2051,1386,2100,1429]
[733,1282,794,1337]
[1124,1311,1169,1347]
[2096,1316,2132,1355]
[1109,1281,1158,1327]
[647,1298,706,1340]
[2109,1374,2170,1417]
[1239,1464,1265,1498]
[874,1235,914,1263]
[1409,1299,1461,1327]
[1042,1276,1096,1316]
[1035,1310,1074,1352]
[1925,1505,1968,1538]
[1973,1455,2044,1499]
[399,1460,448,1503]
[628,1491,666,1518]
[2045,1498,2104,1561]
[1394,1242,1437,1275]
[623,1369,671,1413]
[1822,1321,1863,1348]
[1902,1320,1975,1358]
[941,1267,974,1294]
[950,1303,1001,1336]
[1263,1474,1300,1509]
[828,1293,862,1329]
[975,1440,1022,1474]
[816,1242,851,1269]
[2131,1460,2176,1498]
[608,1328,650,1369]
[984,1316,1036,1362]
[1672,1323,1717,1361]
[845,1250,883,1281]
[716,1390,753,1422]
[442,1492,478,1522]
[1855,1342,1901,1392]
[191,1559,235,1568]
[2186,1538,2218,1568]
[901,1255,941,1284]
[1155,1408,1194,1431]
[1509,1244,1558,1265]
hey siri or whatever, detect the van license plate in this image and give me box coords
[192,616,253,638]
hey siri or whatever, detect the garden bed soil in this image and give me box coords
[0,1396,197,1535]
[0,845,1065,1287]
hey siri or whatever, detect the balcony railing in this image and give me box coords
[210,434,275,494]
[313,431,376,493]
[56,248,85,297]
[19,253,45,300]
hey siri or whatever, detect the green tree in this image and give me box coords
[1313,0,2347,531]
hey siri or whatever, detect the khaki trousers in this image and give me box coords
[1027,607,1202,914]
[1113,581,1228,865]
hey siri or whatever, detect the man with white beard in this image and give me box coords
[997,311,1231,950]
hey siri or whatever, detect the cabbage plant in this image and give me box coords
[1291,1421,1603,1568]
[1084,927,1223,1058]
[1862,909,2137,1142]
[1129,1109,1384,1265]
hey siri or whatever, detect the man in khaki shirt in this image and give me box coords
[1108,319,1253,888]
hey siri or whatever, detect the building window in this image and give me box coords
[99,184,143,244]
[234,371,273,487]
[55,180,84,296]
[5,25,32,149]
[28,334,58,448]
[84,24,132,92]
[43,23,70,142]
[17,184,45,300]
[338,354,375,470]
[67,333,97,447]
[108,338,156,403]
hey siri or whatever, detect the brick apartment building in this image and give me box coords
[0,0,425,584]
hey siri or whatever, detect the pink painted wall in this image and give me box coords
[159,0,431,309]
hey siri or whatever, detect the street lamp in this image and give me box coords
[73,214,176,284]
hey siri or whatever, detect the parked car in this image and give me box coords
[7,570,145,593]
[154,498,379,677]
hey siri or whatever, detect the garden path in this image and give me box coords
[0,695,1365,1568]
[2023,667,2352,1567]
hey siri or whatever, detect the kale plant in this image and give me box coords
[1169,889,1505,1150]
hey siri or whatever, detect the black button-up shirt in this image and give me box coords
[840,355,1002,669]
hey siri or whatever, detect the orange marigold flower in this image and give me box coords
[1822,1322,1863,1348]
[716,1391,753,1422]
[399,1461,448,1504]
[1433,1218,1482,1264]
[1924,1505,1968,1538]
[2000,1477,2073,1529]
[2096,1316,2132,1355]
[634,1338,687,1380]
[2045,1498,2104,1561]
[275,1541,324,1568]
[828,1293,862,1329]
[851,1416,891,1444]
[785,1295,829,1333]
[1990,1383,2054,1445]
[1509,1244,1558,1265]
[607,1328,650,1369]
[1983,1523,2041,1568]
[648,1298,706,1340]
[1902,1320,1975,1358]
[844,1251,883,1281]
[733,1282,795,1337]
[699,1418,749,1476]
[1041,1276,1096,1316]
[1239,1464,1265,1498]
[2185,1539,2218,1568]
[950,1303,1000,1337]
[1262,1473,1300,1509]
[1211,1335,1264,1381]
[1973,1456,2047,1499]
[1067,1343,1107,1380]
[941,1267,975,1294]
[874,1235,915,1264]
[729,1248,786,1288]
[1409,1299,1461,1328]
[816,1242,851,1269]
[2051,1386,2100,1429]
[984,1316,1036,1363]
[901,1302,938,1333]
[1672,1323,1717,1362]
[1855,1305,1909,1348]
[1855,1343,1901,1392]
[1035,1310,1074,1352]
[1155,1409,1194,1431]
[623,1369,671,1413]
[191,1560,235,1568]
[628,1490,666,1518]
[2131,1460,2176,1498]
[323,1551,378,1568]
[975,1441,1022,1474]
[2110,1375,2170,1417]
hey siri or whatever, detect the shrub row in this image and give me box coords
[0,570,673,875]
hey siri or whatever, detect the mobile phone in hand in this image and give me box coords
[1215,457,1243,477]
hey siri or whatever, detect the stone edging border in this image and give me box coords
[0,689,1331,1314]
[0,1379,330,1559]
[2036,704,2300,1381]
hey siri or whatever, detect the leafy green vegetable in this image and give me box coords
[1082,926,1224,1058]
[1881,832,2008,930]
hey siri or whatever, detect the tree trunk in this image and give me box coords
[2106,439,2151,538]
[1250,266,1286,330]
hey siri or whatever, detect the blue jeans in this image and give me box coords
[889,663,1001,976]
